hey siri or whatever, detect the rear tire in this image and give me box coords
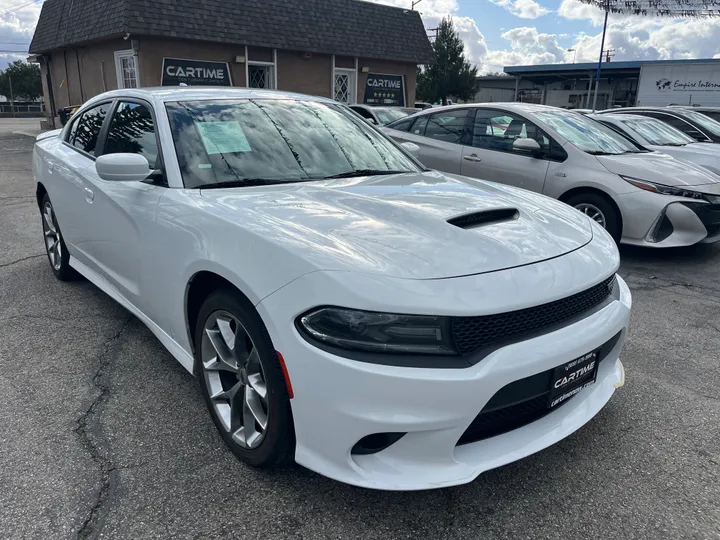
[194,288,295,468]
[566,193,621,243]
[40,194,76,281]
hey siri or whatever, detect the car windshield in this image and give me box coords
[374,107,412,125]
[534,111,645,155]
[682,109,720,136]
[166,99,421,188]
[619,117,694,146]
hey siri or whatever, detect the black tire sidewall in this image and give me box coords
[194,289,295,468]
[567,193,621,242]
[41,194,74,281]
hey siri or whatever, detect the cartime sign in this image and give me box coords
[363,73,406,106]
[161,58,232,86]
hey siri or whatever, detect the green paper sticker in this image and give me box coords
[195,121,252,155]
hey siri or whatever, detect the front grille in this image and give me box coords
[457,331,622,446]
[451,275,616,355]
[457,395,565,445]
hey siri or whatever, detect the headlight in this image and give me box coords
[297,307,456,355]
[621,176,706,200]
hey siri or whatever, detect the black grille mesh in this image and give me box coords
[452,275,616,355]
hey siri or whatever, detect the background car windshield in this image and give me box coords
[682,110,720,136]
[620,117,694,146]
[535,111,643,154]
[374,108,410,125]
[166,99,420,188]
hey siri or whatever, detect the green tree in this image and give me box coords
[416,17,478,105]
[0,60,42,101]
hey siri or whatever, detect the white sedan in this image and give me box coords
[384,103,720,247]
[34,88,630,490]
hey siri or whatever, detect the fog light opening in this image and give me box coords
[351,432,406,455]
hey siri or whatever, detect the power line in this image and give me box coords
[0,0,41,18]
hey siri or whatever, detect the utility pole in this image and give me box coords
[591,1,609,112]
[8,73,15,118]
[605,48,615,62]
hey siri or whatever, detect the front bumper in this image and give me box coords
[620,191,720,247]
[259,267,631,490]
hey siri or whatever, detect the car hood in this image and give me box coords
[597,152,720,187]
[199,171,594,279]
[646,144,720,175]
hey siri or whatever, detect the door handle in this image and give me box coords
[84,187,94,203]
[463,154,483,163]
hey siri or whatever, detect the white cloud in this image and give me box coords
[0,2,41,69]
[490,0,551,19]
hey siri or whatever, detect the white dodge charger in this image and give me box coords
[33,88,631,490]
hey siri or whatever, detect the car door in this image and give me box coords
[460,109,550,192]
[390,109,470,173]
[78,99,167,309]
[50,101,113,265]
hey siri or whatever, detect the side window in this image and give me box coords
[472,110,551,155]
[424,109,469,144]
[104,102,159,168]
[410,116,428,135]
[387,117,414,132]
[351,106,373,120]
[71,103,110,156]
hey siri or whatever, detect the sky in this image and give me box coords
[1,0,719,72]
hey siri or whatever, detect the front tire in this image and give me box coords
[40,194,75,281]
[194,288,295,468]
[566,193,621,243]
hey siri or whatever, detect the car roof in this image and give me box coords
[84,86,337,105]
[591,113,647,121]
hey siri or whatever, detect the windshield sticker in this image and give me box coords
[195,121,252,155]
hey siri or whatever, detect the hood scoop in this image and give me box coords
[448,208,519,230]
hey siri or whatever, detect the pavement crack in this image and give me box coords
[75,316,133,540]
[0,253,45,269]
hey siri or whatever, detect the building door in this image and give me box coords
[114,50,140,89]
[334,69,356,104]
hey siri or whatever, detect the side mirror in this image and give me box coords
[512,138,542,153]
[400,141,420,155]
[95,154,152,182]
[364,117,378,125]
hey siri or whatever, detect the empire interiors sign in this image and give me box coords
[161,58,232,86]
[656,77,720,92]
[363,73,406,106]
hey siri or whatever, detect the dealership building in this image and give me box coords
[29,0,434,127]
[474,58,720,110]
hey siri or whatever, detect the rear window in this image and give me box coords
[69,103,110,156]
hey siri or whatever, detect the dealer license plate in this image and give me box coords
[548,350,599,408]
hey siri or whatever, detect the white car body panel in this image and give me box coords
[385,103,720,247]
[34,88,631,490]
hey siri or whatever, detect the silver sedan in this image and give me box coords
[384,103,720,247]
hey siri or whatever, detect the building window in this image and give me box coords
[114,50,140,89]
[334,70,356,104]
[248,64,275,89]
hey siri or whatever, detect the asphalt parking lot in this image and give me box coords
[1,120,719,540]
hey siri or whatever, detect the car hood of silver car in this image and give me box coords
[597,151,720,188]
[199,170,599,279]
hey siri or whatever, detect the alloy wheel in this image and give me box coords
[575,203,607,229]
[42,202,62,271]
[200,311,269,449]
